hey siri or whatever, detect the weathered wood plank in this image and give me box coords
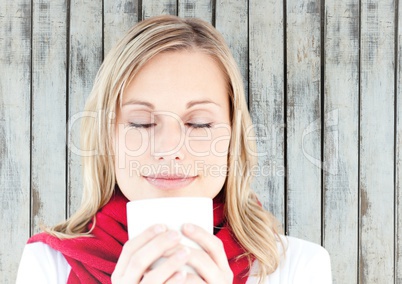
[395,1,401,282]
[178,0,213,24]
[359,0,395,283]
[323,1,359,283]
[142,0,177,19]
[31,0,67,234]
[215,0,248,102]
[286,0,322,243]
[0,1,31,283]
[249,0,285,226]
[104,0,139,56]
[68,0,103,216]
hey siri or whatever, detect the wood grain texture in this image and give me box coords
[395,1,401,282]
[31,0,67,234]
[286,0,322,243]
[68,0,103,216]
[359,0,395,283]
[249,0,285,226]
[142,0,177,19]
[215,0,248,102]
[323,1,359,283]
[0,1,31,282]
[104,0,139,56]
[178,0,213,24]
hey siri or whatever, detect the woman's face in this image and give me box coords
[114,51,231,201]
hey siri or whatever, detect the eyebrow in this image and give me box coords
[186,100,221,109]
[122,99,154,109]
[122,99,221,109]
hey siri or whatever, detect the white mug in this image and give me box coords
[126,197,213,273]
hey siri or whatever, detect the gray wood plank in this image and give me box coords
[31,0,67,234]
[68,0,103,216]
[215,0,248,102]
[286,0,322,243]
[249,0,285,226]
[397,0,402,281]
[0,1,31,282]
[142,0,177,19]
[323,1,359,283]
[359,0,395,283]
[178,0,213,24]
[104,0,139,55]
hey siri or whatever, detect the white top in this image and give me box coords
[16,236,332,283]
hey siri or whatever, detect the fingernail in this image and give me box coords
[175,247,190,260]
[154,224,167,234]
[184,223,195,233]
[168,230,181,240]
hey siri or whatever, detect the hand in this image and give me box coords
[111,224,191,284]
[180,224,234,284]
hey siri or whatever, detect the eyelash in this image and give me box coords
[128,123,155,128]
[187,123,212,129]
[128,123,212,129]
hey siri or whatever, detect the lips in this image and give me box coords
[144,174,197,190]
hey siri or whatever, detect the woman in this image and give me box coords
[17,15,331,283]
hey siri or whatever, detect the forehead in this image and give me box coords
[121,50,229,108]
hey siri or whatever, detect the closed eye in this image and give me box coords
[128,123,156,128]
[187,123,212,129]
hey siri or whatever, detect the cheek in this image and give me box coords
[114,126,151,179]
[115,126,150,161]
[212,136,231,157]
[185,128,211,155]
[210,127,231,158]
[185,127,231,158]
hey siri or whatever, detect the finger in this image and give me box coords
[113,224,167,277]
[162,244,186,258]
[128,224,168,253]
[114,230,182,283]
[185,247,223,283]
[126,231,182,282]
[164,271,187,284]
[142,247,190,284]
[182,224,230,271]
[183,272,207,284]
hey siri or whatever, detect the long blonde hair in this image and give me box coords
[49,15,281,281]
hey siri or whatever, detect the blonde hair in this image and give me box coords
[49,15,282,281]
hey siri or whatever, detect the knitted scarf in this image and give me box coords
[28,189,251,284]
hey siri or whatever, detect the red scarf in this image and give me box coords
[28,189,251,283]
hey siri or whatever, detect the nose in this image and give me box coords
[151,115,185,161]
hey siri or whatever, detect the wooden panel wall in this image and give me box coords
[397,0,402,281]
[359,1,395,282]
[286,0,322,243]
[323,0,359,283]
[31,0,67,235]
[67,0,103,216]
[0,0,400,283]
[249,0,285,226]
[0,1,31,283]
